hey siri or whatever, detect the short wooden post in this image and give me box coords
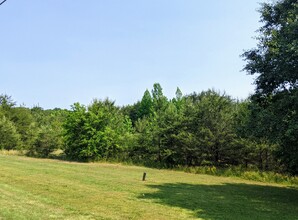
[142,172,146,181]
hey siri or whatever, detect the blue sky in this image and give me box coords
[1,0,264,109]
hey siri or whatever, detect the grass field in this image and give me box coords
[0,155,297,220]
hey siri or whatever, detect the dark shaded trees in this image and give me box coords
[242,0,298,174]
[183,91,237,166]
[132,87,246,168]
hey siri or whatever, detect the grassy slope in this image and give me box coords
[0,155,297,220]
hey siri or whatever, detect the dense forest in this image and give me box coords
[1,0,297,175]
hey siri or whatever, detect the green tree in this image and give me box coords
[151,84,169,163]
[0,94,16,113]
[64,99,133,161]
[152,83,168,112]
[172,87,184,111]
[232,100,277,170]
[0,116,20,150]
[137,89,153,119]
[132,84,182,166]
[63,103,87,160]
[186,90,237,166]
[10,107,37,149]
[242,0,297,95]
[242,0,298,174]
[33,125,62,157]
[28,107,67,157]
[121,102,140,125]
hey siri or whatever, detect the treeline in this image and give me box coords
[0,83,297,174]
[0,95,67,157]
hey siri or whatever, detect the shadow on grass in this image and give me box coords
[140,183,298,220]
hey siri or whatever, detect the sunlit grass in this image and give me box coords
[0,155,297,220]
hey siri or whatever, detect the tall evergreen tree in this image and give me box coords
[138,89,153,119]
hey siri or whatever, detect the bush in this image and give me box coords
[0,116,21,150]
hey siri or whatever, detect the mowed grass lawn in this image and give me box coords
[0,155,297,220]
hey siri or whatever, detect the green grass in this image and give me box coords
[0,155,297,220]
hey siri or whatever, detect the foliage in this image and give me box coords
[31,125,62,157]
[131,87,249,168]
[0,96,68,156]
[138,89,153,119]
[63,99,134,161]
[242,0,298,95]
[0,94,16,112]
[242,0,298,174]
[9,107,38,149]
[28,107,67,157]
[0,116,20,150]
[1,80,297,175]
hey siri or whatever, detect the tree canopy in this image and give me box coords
[243,0,298,174]
[242,0,298,96]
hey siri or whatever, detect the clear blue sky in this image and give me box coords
[1,0,264,109]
